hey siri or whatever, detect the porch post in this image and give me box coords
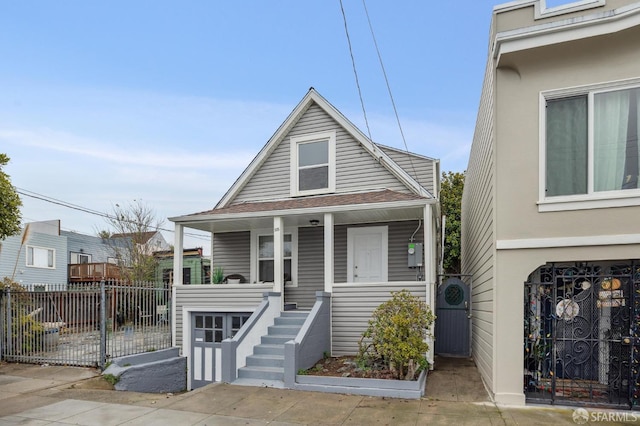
[209,231,215,284]
[173,223,184,285]
[323,212,334,293]
[273,216,284,311]
[424,204,435,368]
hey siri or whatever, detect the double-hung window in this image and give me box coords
[26,246,55,269]
[290,131,336,196]
[543,82,640,210]
[258,234,292,283]
[251,228,297,286]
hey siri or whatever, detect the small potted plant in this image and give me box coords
[212,266,224,284]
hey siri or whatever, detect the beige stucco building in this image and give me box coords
[462,0,640,407]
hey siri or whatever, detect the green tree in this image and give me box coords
[0,154,22,240]
[441,171,464,274]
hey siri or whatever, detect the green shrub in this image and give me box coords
[212,267,224,284]
[358,289,435,380]
[2,278,45,354]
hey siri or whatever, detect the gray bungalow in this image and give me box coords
[170,88,440,390]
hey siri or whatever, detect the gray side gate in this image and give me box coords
[435,276,471,357]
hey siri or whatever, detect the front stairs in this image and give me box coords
[234,311,309,387]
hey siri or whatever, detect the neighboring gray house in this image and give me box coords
[62,230,121,283]
[462,0,640,408]
[0,220,67,290]
[170,88,440,390]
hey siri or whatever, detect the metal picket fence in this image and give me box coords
[0,280,171,368]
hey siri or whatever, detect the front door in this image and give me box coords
[348,226,388,283]
[190,312,251,389]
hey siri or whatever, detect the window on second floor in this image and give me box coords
[542,83,640,210]
[290,131,336,196]
[26,246,55,269]
[70,252,91,264]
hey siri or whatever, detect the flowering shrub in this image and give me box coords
[358,289,435,380]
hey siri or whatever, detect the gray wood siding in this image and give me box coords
[174,284,270,349]
[286,226,324,309]
[0,232,68,286]
[233,103,411,203]
[378,146,437,195]
[331,283,426,355]
[212,231,250,281]
[333,221,426,284]
[461,57,495,391]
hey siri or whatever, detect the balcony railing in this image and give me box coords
[68,263,121,282]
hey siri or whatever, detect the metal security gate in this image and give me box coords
[1,280,172,368]
[524,262,640,409]
[435,276,471,357]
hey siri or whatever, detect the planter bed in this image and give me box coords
[293,369,427,399]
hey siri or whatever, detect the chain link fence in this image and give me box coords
[0,280,171,368]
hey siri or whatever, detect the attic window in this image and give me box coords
[290,131,336,196]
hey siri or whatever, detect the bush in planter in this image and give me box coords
[358,289,435,380]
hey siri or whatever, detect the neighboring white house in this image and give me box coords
[462,0,640,408]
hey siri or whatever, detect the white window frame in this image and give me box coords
[26,245,56,269]
[70,252,92,264]
[250,227,298,287]
[539,77,640,212]
[290,131,336,197]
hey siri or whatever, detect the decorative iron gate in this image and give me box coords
[524,261,640,409]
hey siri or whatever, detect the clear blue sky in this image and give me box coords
[1,0,506,248]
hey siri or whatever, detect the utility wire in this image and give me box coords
[339,0,373,141]
[16,187,211,242]
[361,0,419,182]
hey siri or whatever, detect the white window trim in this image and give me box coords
[70,252,92,264]
[346,226,388,283]
[26,245,56,269]
[290,130,336,197]
[539,77,640,212]
[250,227,298,287]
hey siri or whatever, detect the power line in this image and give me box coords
[339,0,372,141]
[16,187,211,242]
[361,0,419,181]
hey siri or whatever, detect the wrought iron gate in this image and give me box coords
[524,262,640,409]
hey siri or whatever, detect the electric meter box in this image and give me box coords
[407,242,423,268]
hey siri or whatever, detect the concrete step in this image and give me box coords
[274,316,307,326]
[261,334,297,345]
[246,354,284,368]
[267,324,302,336]
[232,378,285,389]
[237,365,284,381]
[253,344,285,356]
[280,311,310,318]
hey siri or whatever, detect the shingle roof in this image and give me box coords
[193,189,427,216]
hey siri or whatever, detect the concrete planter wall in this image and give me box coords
[103,347,186,393]
[293,369,427,399]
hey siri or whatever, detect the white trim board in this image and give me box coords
[496,233,640,250]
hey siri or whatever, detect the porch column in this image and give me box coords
[323,212,334,293]
[424,204,435,368]
[273,216,284,311]
[209,231,215,284]
[173,223,184,285]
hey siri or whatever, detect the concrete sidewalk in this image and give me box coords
[0,358,631,425]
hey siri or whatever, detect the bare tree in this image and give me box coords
[103,200,166,282]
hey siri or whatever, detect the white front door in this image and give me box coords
[347,226,388,283]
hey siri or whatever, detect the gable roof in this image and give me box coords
[110,231,158,244]
[216,88,433,208]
